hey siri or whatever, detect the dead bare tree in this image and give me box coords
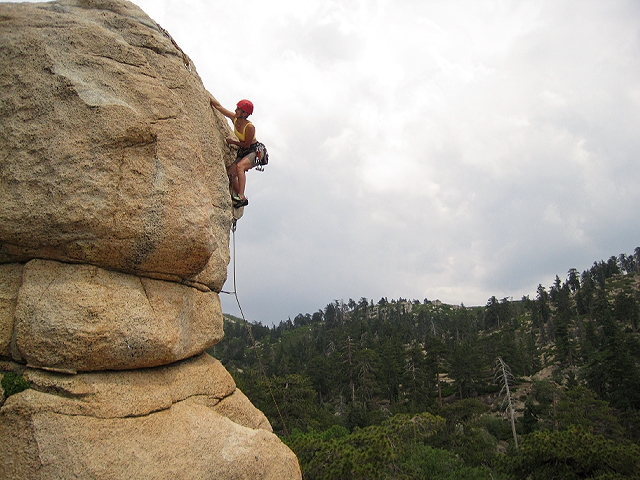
[495,356,519,449]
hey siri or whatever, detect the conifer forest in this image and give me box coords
[211,248,640,480]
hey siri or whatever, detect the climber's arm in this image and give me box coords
[209,97,235,119]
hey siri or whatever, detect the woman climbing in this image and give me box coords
[209,97,265,208]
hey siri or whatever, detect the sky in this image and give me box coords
[11,0,640,325]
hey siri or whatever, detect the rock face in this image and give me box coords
[12,259,224,372]
[1,355,299,480]
[0,0,232,292]
[0,1,301,478]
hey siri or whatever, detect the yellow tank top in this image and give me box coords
[233,119,253,142]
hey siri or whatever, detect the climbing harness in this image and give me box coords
[254,142,269,171]
[220,218,289,435]
[234,142,269,172]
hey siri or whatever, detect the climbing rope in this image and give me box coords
[220,217,290,436]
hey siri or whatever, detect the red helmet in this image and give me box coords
[236,99,254,115]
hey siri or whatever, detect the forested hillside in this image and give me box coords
[211,248,640,480]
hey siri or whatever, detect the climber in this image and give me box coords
[209,97,267,208]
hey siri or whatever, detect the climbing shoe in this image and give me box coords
[233,197,249,208]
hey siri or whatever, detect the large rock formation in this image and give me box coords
[0,1,301,478]
[0,0,231,291]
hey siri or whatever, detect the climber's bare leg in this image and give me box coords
[235,155,255,199]
[227,163,241,197]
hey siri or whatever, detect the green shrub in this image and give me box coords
[475,414,513,442]
[499,427,640,479]
[403,444,496,480]
[286,413,448,480]
[1,372,30,397]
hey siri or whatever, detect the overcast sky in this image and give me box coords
[12,0,640,324]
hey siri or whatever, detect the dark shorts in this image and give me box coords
[236,142,268,168]
[236,143,258,161]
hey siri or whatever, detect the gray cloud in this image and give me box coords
[15,0,639,324]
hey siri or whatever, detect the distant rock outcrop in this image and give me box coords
[0,1,301,478]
